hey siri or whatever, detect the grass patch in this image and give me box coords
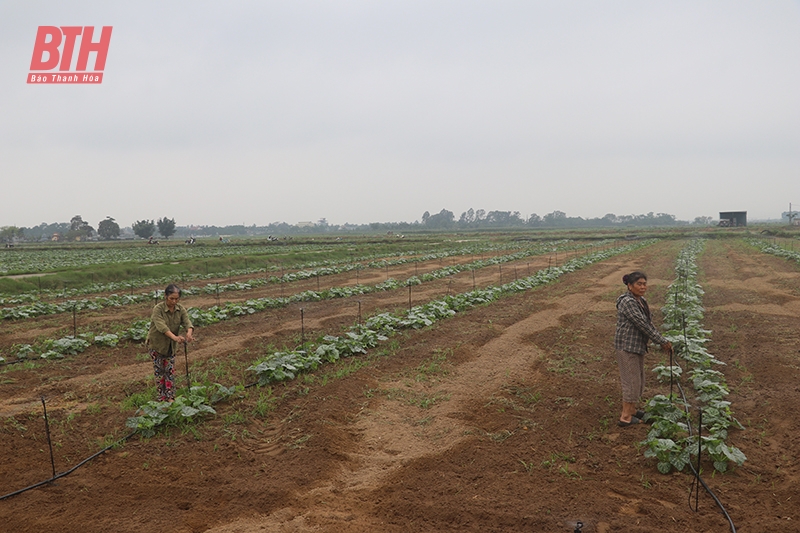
[485,429,514,442]
[252,389,277,417]
[411,348,451,382]
[503,384,542,407]
[381,388,451,409]
[223,409,247,426]
[547,354,586,375]
[120,388,156,412]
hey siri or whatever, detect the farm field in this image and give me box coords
[1,235,799,532]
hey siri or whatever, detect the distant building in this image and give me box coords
[297,221,314,228]
[719,211,747,227]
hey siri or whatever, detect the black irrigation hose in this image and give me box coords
[668,302,736,532]
[0,430,137,502]
[671,378,737,533]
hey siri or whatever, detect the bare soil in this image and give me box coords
[1,239,798,532]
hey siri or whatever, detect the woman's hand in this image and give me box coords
[186,329,194,343]
[661,341,673,355]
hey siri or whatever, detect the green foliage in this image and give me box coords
[132,219,156,239]
[643,437,691,474]
[42,336,91,356]
[93,333,120,347]
[750,239,800,265]
[0,225,24,243]
[690,435,747,473]
[125,383,240,437]
[67,215,94,241]
[97,217,120,240]
[8,332,126,361]
[120,389,155,412]
[652,364,682,382]
[122,320,150,342]
[643,239,745,474]
[157,217,176,239]
[14,343,36,359]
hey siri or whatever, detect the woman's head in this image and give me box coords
[623,271,648,297]
[165,284,182,309]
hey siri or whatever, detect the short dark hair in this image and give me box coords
[165,283,182,297]
[622,271,647,286]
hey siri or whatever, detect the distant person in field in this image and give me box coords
[146,284,194,402]
[615,271,672,427]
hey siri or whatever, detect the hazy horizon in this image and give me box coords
[2,2,798,228]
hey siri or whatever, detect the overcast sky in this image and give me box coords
[1,1,799,228]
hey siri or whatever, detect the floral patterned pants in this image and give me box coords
[149,349,175,401]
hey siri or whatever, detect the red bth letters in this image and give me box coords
[28,26,112,84]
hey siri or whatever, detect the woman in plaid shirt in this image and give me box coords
[615,271,672,426]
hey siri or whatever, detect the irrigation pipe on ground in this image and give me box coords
[662,242,737,532]
[670,375,737,533]
[0,430,136,501]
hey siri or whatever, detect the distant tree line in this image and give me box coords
[174,209,698,236]
[414,208,684,230]
[3,208,716,243]
[131,218,176,239]
[10,215,177,242]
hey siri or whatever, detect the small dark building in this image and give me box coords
[719,211,747,227]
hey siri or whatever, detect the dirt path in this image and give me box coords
[205,261,645,532]
[695,240,800,532]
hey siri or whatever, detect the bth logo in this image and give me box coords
[28,26,112,84]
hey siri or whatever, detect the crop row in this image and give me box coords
[0,242,331,276]
[0,240,579,320]
[0,240,561,305]
[245,239,655,384]
[748,239,800,264]
[185,241,594,327]
[0,240,594,362]
[642,239,746,474]
[126,239,657,435]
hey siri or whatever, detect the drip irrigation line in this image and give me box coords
[0,430,136,502]
[672,378,737,533]
[670,308,737,533]
[183,341,190,388]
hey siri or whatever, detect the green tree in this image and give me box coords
[542,210,568,226]
[0,226,24,243]
[66,215,94,241]
[458,208,476,227]
[97,217,121,240]
[157,217,176,239]
[132,219,156,239]
[423,209,455,229]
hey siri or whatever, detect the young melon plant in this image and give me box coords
[642,239,746,473]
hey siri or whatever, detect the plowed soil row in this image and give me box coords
[1,239,798,532]
[0,251,574,416]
